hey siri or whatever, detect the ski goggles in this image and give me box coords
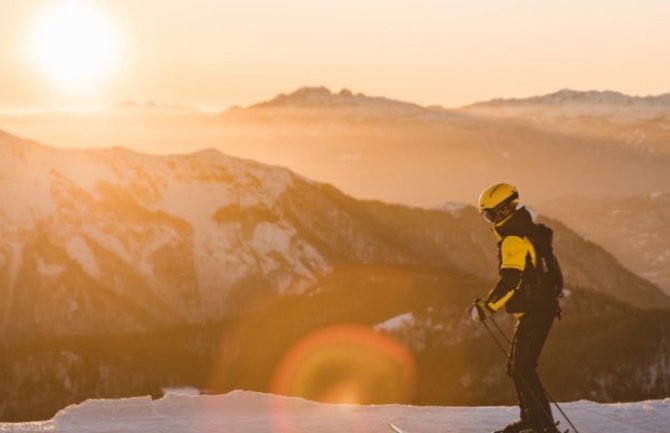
[481,207,513,224]
[481,208,500,224]
[480,193,519,224]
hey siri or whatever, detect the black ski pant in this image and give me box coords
[507,308,555,431]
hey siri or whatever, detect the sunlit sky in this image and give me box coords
[1,0,669,110]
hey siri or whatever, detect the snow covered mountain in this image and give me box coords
[465,89,670,121]
[467,89,670,112]
[0,130,329,340]
[2,390,668,433]
[0,128,666,344]
[463,89,670,154]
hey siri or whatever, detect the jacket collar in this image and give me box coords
[493,206,533,239]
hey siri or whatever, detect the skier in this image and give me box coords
[470,183,562,433]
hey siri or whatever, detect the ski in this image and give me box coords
[389,423,410,433]
[507,428,569,433]
[491,422,569,433]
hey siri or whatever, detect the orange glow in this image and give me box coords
[29,0,122,92]
[271,324,416,405]
[1,1,667,110]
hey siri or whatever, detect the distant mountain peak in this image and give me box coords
[111,100,198,113]
[463,89,670,125]
[436,201,468,215]
[468,89,670,108]
[261,86,339,106]
[250,86,424,112]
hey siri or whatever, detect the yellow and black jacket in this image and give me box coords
[485,207,557,315]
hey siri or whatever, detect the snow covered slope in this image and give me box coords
[0,130,330,339]
[1,390,667,433]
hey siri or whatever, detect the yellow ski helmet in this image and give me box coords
[478,183,519,223]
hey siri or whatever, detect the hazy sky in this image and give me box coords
[1,0,669,110]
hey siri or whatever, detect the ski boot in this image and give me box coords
[492,419,534,433]
[539,421,569,433]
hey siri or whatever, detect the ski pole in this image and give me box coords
[488,316,580,433]
[479,319,559,431]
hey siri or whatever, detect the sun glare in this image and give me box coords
[29,0,122,92]
[271,325,416,405]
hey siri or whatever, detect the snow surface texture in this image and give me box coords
[0,390,668,433]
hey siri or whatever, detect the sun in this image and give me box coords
[29,0,122,92]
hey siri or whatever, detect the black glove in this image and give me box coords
[468,298,494,322]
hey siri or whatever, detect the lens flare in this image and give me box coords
[271,324,416,405]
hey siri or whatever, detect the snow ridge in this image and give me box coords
[469,89,670,109]
[465,89,670,123]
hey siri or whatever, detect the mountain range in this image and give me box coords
[464,89,670,155]
[0,129,665,342]
[468,89,670,113]
[0,128,669,420]
[2,87,670,206]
